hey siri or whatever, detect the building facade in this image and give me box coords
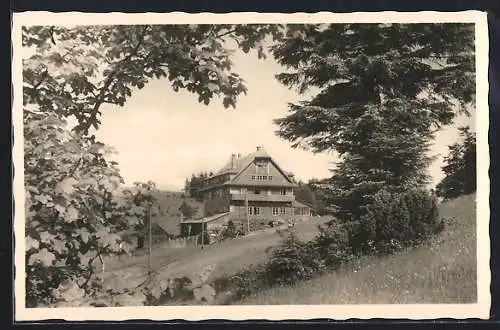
[198,146,312,225]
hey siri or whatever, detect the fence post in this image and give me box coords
[147,201,152,275]
[245,192,250,233]
[201,221,205,248]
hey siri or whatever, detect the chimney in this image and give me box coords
[256,146,262,151]
[231,154,236,169]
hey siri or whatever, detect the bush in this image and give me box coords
[220,220,238,240]
[351,188,442,254]
[213,265,268,303]
[313,220,353,269]
[263,232,326,285]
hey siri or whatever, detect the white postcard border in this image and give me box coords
[12,10,491,321]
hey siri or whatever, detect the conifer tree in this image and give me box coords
[271,23,475,234]
[436,126,477,200]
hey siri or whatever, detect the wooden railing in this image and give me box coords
[230,193,295,202]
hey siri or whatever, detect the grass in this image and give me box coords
[98,193,476,306]
[150,190,204,235]
[99,217,330,294]
[237,193,477,305]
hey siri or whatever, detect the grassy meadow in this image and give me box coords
[99,217,330,293]
[238,193,477,305]
[97,193,476,305]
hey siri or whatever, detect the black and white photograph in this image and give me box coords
[12,11,490,321]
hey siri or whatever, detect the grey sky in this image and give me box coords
[94,46,475,192]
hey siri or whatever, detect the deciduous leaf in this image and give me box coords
[29,248,56,266]
[26,235,40,251]
[55,177,78,196]
[65,206,80,223]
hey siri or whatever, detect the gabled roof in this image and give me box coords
[216,153,254,176]
[209,146,297,187]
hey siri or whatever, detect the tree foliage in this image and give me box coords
[436,126,477,200]
[271,23,475,225]
[24,109,159,306]
[179,201,198,219]
[22,24,282,306]
[23,24,283,135]
[295,183,317,207]
[186,172,209,200]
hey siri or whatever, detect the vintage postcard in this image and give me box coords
[12,11,490,321]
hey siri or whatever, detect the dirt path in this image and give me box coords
[99,218,327,291]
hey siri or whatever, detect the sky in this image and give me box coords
[93,47,475,192]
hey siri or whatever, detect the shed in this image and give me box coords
[179,212,232,237]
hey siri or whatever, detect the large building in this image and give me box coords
[196,146,312,228]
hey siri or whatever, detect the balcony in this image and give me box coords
[230,193,295,203]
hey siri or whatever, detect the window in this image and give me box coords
[262,175,267,180]
[279,207,286,215]
[254,207,260,215]
[272,207,279,216]
[269,176,273,180]
[248,207,253,215]
[256,160,267,167]
[280,188,286,195]
[251,175,255,180]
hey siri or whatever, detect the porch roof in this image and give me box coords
[179,212,232,224]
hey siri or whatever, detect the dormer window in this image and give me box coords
[255,160,267,167]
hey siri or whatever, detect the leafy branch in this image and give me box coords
[80,25,150,134]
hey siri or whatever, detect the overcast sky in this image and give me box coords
[94,47,475,192]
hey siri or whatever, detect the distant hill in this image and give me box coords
[151,190,204,236]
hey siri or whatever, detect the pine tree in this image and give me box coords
[436,126,477,200]
[271,23,475,230]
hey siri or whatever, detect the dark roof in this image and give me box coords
[207,146,297,188]
[293,200,314,209]
[216,153,254,176]
[180,212,232,224]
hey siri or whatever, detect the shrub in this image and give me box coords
[220,220,238,240]
[351,188,442,254]
[213,265,269,303]
[313,220,353,269]
[263,232,326,285]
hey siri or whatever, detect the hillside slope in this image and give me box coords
[238,193,477,304]
[151,191,204,236]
